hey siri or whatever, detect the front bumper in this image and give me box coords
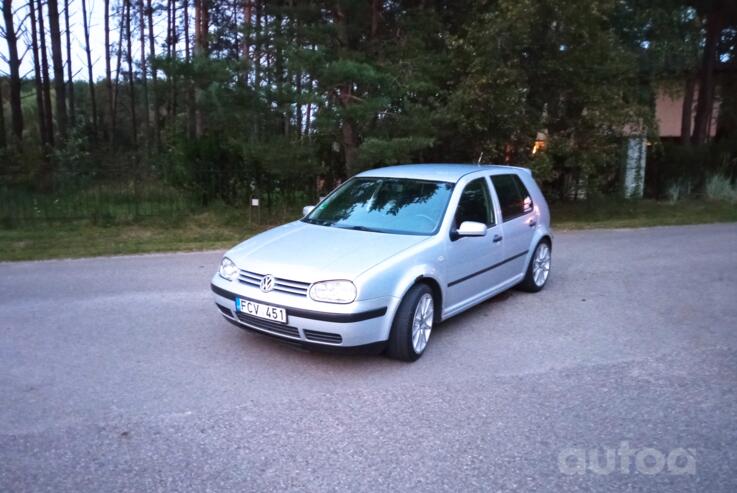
[211,277,399,348]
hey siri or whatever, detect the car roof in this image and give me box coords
[357,163,529,183]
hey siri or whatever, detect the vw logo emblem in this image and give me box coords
[260,275,275,293]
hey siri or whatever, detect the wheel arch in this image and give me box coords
[386,269,444,325]
[413,275,443,323]
[539,233,552,249]
[531,226,553,251]
[521,230,553,274]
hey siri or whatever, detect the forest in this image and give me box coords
[1,0,736,225]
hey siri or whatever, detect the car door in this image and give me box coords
[445,177,506,310]
[490,173,537,281]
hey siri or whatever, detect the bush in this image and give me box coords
[647,140,737,199]
[665,179,694,204]
[705,175,737,203]
[667,183,682,204]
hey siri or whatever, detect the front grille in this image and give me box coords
[303,329,343,344]
[216,303,233,317]
[235,312,300,339]
[238,270,311,297]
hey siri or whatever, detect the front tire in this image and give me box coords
[518,240,551,292]
[387,284,435,362]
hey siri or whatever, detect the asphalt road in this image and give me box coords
[1,223,736,492]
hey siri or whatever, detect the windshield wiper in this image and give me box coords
[303,218,335,227]
[338,225,382,233]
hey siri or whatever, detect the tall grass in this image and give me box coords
[705,175,737,203]
[666,179,693,204]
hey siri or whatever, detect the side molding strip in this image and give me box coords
[448,250,529,287]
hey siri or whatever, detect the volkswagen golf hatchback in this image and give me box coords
[211,164,552,361]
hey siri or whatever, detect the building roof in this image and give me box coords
[358,163,528,182]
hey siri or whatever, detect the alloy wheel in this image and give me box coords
[411,293,434,354]
[533,243,551,287]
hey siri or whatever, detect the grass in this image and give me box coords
[1,199,735,261]
[0,210,269,261]
[552,198,737,230]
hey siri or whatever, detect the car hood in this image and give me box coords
[227,221,429,282]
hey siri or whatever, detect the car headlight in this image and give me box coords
[219,257,238,281]
[309,280,357,304]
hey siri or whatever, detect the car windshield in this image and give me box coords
[303,177,454,235]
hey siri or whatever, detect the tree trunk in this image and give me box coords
[47,0,68,140]
[692,10,722,145]
[112,6,126,143]
[147,0,159,149]
[243,0,252,84]
[138,0,151,151]
[172,0,177,67]
[166,0,172,60]
[166,0,174,60]
[291,2,301,138]
[296,74,303,138]
[254,0,261,90]
[124,0,137,146]
[335,3,359,176]
[184,0,190,61]
[274,9,288,136]
[370,0,379,39]
[341,113,359,176]
[232,0,238,59]
[37,0,54,146]
[105,0,114,143]
[29,0,49,146]
[184,0,195,139]
[2,0,24,144]
[81,0,98,139]
[0,80,6,149]
[680,74,695,145]
[194,0,209,137]
[168,0,178,133]
[305,76,313,141]
[64,0,75,125]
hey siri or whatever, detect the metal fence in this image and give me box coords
[0,181,197,224]
[0,179,312,227]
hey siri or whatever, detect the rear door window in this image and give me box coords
[490,174,534,221]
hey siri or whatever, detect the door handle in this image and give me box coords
[492,234,503,243]
[529,219,537,227]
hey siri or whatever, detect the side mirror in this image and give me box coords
[302,205,315,216]
[457,221,487,237]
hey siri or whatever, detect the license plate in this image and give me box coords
[236,298,287,324]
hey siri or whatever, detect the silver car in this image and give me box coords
[211,164,552,361]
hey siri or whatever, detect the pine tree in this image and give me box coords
[2,0,24,144]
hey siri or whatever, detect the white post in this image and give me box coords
[623,136,646,199]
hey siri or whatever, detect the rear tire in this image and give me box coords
[518,240,551,292]
[387,284,435,362]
